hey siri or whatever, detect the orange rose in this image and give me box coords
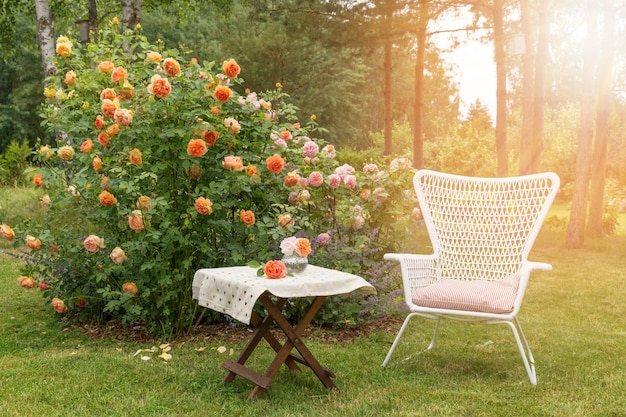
[278,213,294,229]
[163,57,181,77]
[222,58,241,78]
[80,139,94,153]
[210,106,219,115]
[246,165,257,176]
[266,154,285,174]
[222,155,244,171]
[98,132,110,146]
[194,197,213,215]
[187,139,208,157]
[95,115,105,129]
[119,80,135,100]
[239,210,255,227]
[111,66,128,84]
[100,88,117,101]
[128,210,145,232]
[137,196,151,210]
[101,98,119,118]
[25,235,42,251]
[51,298,67,313]
[187,164,202,179]
[33,174,44,186]
[264,260,287,279]
[113,109,133,126]
[146,51,162,63]
[129,148,142,164]
[148,74,171,98]
[202,130,220,146]
[283,171,300,187]
[98,61,115,73]
[93,156,103,172]
[110,247,127,264]
[99,190,117,206]
[295,238,312,257]
[0,224,15,241]
[100,176,110,190]
[213,85,232,102]
[114,108,133,126]
[122,282,138,295]
[64,70,76,86]
[106,123,120,136]
[56,43,71,58]
[18,276,37,289]
[84,234,105,252]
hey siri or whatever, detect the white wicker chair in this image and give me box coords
[382,169,560,385]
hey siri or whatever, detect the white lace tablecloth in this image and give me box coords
[192,265,377,324]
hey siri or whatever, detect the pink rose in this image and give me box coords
[343,174,357,189]
[316,233,331,247]
[308,171,324,187]
[373,187,388,203]
[328,174,341,189]
[302,141,319,158]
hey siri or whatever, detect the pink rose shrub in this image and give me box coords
[4,21,416,335]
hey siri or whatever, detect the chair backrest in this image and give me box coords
[414,170,560,282]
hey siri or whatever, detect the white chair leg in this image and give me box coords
[382,313,419,367]
[504,317,537,385]
[427,318,441,350]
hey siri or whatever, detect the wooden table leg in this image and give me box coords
[246,294,337,399]
[222,298,299,385]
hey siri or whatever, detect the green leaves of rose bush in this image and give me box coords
[11,21,418,336]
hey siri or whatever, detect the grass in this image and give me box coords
[1,205,626,416]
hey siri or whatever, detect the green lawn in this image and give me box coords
[1,220,625,416]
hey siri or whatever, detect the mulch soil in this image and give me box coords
[71,316,404,345]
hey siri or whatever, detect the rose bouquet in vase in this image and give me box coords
[280,236,312,273]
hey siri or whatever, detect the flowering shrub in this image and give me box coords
[3,20,417,335]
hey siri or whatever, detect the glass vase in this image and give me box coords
[282,254,308,274]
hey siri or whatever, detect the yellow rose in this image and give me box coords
[58,146,75,160]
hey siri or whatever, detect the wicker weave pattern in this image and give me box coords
[417,172,558,283]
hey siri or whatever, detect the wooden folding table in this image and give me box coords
[192,265,376,399]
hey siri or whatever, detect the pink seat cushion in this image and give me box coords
[411,274,520,314]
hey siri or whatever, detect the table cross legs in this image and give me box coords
[221,293,337,399]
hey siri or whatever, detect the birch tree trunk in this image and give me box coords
[587,0,615,238]
[34,0,55,77]
[121,0,143,31]
[493,0,508,177]
[565,0,599,249]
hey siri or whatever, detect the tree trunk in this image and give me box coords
[587,0,615,238]
[412,0,428,170]
[530,0,550,173]
[493,0,508,177]
[88,0,98,43]
[34,0,55,77]
[383,6,393,156]
[121,0,143,31]
[519,0,535,175]
[565,0,599,249]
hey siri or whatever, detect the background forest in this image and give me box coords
[1,0,626,245]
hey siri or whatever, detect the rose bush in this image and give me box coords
[4,20,417,335]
